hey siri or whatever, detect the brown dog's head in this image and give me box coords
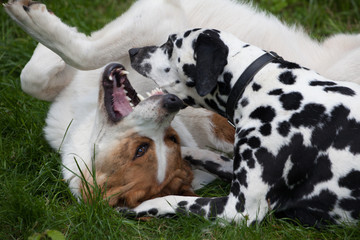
[80,63,195,208]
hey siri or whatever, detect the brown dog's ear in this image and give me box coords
[194,33,228,97]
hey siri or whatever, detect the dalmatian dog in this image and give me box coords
[129,28,360,226]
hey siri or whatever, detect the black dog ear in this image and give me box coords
[194,33,228,97]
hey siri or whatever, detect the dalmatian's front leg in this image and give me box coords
[121,157,271,225]
[122,193,262,225]
[122,195,233,220]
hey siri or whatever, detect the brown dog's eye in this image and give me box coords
[134,143,149,159]
[169,135,178,144]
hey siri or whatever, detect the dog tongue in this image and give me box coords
[112,84,133,117]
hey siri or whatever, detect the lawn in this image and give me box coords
[0,0,359,239]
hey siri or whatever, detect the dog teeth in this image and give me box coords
[146,88,164,97]
[126,96,132,101]
[151,87,164,95]
[120,70,130,76]
[130,102,134,108]
[137,93,145,101]
[108,75,114,81]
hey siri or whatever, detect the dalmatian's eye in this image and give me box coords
[134,143,149,159]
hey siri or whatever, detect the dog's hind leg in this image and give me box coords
[20,43,77,101]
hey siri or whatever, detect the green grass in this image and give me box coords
[1,0,360,239]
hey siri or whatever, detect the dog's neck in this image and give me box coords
[200,45,282,121]
[225,51,282,125]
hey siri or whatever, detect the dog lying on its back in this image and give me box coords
[54,62,198,207]
[129,28,360,226]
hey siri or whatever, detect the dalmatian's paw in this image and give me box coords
[116,196,189,220]
[116,205,168,220]
[115,207,138,218]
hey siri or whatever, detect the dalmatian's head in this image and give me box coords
[130,29,233,115]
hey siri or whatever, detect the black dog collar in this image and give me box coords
[226,51,282,127]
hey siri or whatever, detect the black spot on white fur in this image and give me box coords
[279,71,296,85]
[277,121,291,137]
[183,96,195,106]
[240,98,249,107]
[260,123,271,136]
[268,89,283,95]
[310,80,337,86]
[182,64,196,87]
[279,92,303,110]
[250,106,276,123]
[274,58,302,69]
[252,83,262,91]
[176,38,183,48]
[218,72,233,95]
[290,104,325,128]
[324,86,355,96]
[184,30,192,38]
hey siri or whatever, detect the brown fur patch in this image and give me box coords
[211,113,235,144]
[81,128,195,208]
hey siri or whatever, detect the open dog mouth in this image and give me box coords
[103,63,141,122]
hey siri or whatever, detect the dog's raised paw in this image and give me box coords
[4,0,48,17]
[4,0,58,45]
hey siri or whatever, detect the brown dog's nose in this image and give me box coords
[162,94,184,113]
[129,48,139,57]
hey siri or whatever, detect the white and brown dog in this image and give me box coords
[46,62,200,208]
